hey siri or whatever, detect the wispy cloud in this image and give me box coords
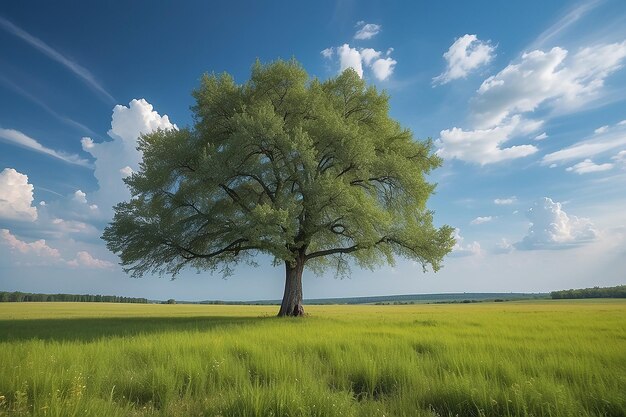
[543,120,626,165]
[0,15,115,104]
[528,0,603,50]
[354,22,381,40]
[0,74,98,136]
[0,128,92,168]
[433,34,495,85]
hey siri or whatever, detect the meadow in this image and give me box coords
[0,300,624,417]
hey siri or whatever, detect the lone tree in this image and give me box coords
[103,60,454,316]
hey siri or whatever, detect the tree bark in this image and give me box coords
[277,255,305,317]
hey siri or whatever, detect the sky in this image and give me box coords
[1,0,625,301]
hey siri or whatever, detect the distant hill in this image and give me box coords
[191,292,548,305]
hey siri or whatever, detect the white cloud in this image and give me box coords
[0,168,38,221]
[73,190,88,204]
[337,44,364,78]
[612,150,626,165]
[321,48,334,59]
[82,99,177,218]
[370,57,397,81]
[0,16,115,103]
[515,197,597,250]
[354,22,381,40]
[439,41,626,165]
[470,216,493,225]
[334,44,396,81]
[594,125,609,134]
[360,48,380,65]
[433,34,495,85]
[450,228,482,257]
[529,1,602,50]
[1,228,111,268]
[436,115,540,164]
[473,42,626,129]
[534,132,548,141]
[0,128,91,167]
[494,196,517,205]
[119,166,133,178]
[543,119,626,165]
[67,251,114,269]
[49,217,96,235]
[566,159,613,174]
[1,228,60,259]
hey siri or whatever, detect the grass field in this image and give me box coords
[0,301,624,417]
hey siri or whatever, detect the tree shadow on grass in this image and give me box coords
[0,315,270,343]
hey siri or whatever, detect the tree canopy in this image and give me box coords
[103,59,455,316]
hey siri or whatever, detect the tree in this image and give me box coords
[103,59,455,316]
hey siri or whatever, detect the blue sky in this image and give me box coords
[1,1,625,301]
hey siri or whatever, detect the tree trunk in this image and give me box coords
[278,255,305,317]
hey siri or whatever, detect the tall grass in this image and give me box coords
[0,301,624,416]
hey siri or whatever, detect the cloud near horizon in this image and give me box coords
[515,197,597,250]
[1,228,113,269]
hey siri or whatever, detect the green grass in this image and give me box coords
[0,300,624,416]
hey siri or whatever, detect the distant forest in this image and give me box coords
[550,285,626,299]
[0,291,147,303]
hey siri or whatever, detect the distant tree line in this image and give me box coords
[550,285,626,299]
[0,291,148,303]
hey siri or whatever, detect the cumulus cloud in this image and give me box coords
[370,57,397,81]
[566,159,613,174]
[360,48,380,65]
[515,197,597,250]
[67,251,114,269]
[449,228,482,257]
[471,216,493,225]
[1,228,60,259]
[543,120,626,165]
[436,41,626,165]
[73,190,87,204]
[0,128,91,167]
[433,34,495,85]
[473,42,626,129]
[82,99,176,218]
[337,44,364,78]
[436,115,540,164]
[0,168,38,221]
[325,27,397,82]
[1,228,112,268]
[494,196,516,205]
[354,22,381,40]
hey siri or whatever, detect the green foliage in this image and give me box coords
[0,301,624,416]
[0,291,147,303]
[550,284,626,299]
[103,59,454,280]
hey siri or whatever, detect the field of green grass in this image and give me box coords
[0,300,624,416]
